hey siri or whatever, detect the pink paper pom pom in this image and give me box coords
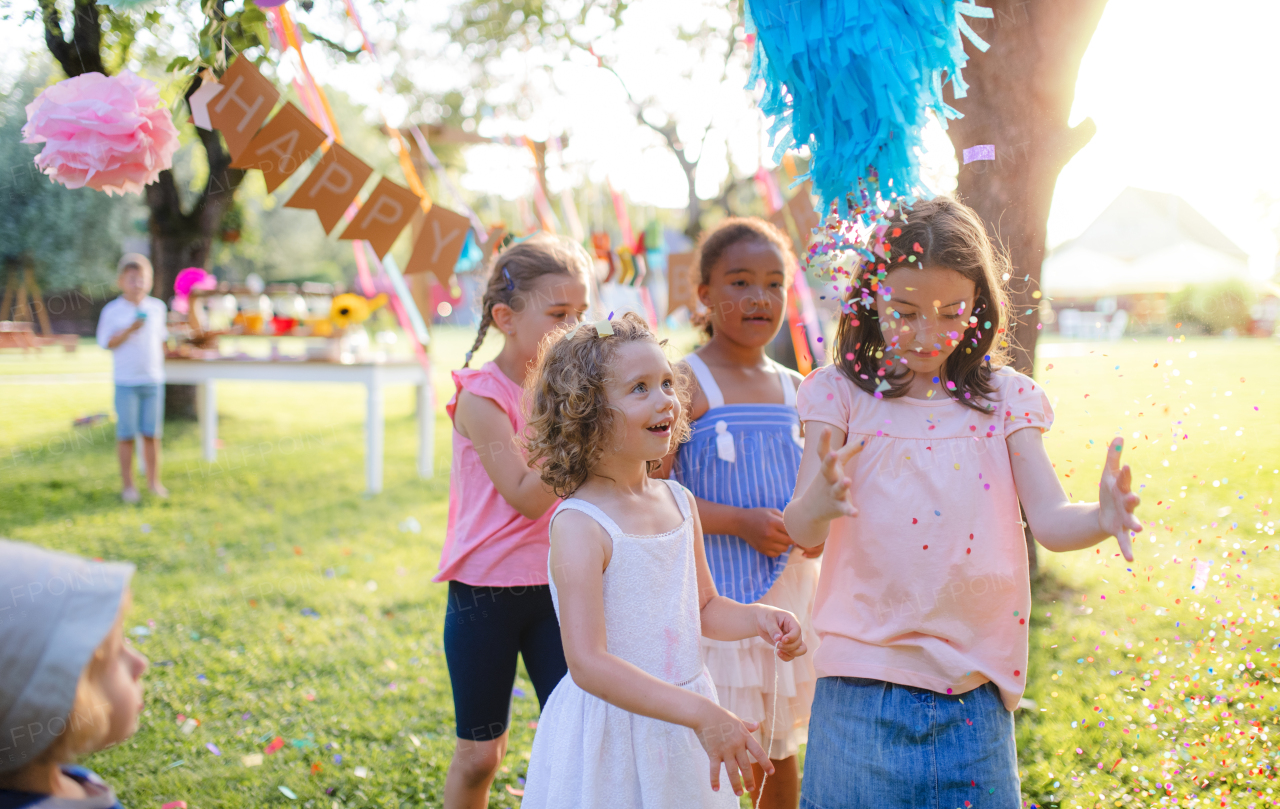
[21,70,180,197]
[172,267,218,314]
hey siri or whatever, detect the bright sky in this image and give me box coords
[4,0,1276,276]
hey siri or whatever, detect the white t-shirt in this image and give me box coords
[96,296,169,384]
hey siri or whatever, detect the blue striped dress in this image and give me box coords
[673,353,804,604]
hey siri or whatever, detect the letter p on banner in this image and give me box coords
[231,102,325,192]
[404,204,470,285]
[284,144,373,234]
[207,56,281,161]
[339,178,422,258]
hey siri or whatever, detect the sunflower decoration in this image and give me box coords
[329,293,388,330]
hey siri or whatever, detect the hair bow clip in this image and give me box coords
[564,312,615,340]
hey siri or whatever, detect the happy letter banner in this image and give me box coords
[198,56,474,283]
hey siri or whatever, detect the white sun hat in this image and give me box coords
[0,540,133,773]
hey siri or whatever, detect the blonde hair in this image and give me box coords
[464,234,594,367]
[523,312,691,497]
[6,599,126,781]
[116,253,153,279]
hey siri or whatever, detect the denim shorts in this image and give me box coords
[114,383,163,440]
[801,677,1020,809]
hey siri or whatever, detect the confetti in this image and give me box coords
[962,144,995,163]
[278,786,297,800]
[242,753,264,767]
[1189,560,1212,592]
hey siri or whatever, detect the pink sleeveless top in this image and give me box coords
[435,362,554,587]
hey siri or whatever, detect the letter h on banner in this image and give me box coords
[207,56,281,161]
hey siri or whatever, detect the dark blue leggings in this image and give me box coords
[443,580,568,741]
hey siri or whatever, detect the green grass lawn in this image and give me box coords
[1,331,1277,809]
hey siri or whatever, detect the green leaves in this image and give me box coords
[183,0,273,79]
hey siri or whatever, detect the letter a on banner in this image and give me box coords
[231,102,325,192]
[207,57,281,161]
[404,204,470,285]
[339,178,422,259]
[284,144,373,234]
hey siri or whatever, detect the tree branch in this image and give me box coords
[298,24,364,61]
[38,0,105,77]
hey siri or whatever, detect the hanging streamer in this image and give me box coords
[274,7,344,144]
[524,137,560,233]
[744,0,992,224]
[607,181,633,246]
[272,2,433,364]
[550,138,585,242]
[405,125,487,241]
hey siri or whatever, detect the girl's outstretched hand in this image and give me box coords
[1098,438,1142,562]
[808,428,863,522]
[757,607,806,661]
[693,704,773,796]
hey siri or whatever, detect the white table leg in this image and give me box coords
[416,377,434,479]
[366,380,385,494]
[197,381,217,462]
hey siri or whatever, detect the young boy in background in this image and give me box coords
[96,254,168,503]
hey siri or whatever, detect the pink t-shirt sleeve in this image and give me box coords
[997,368,1054,436]
[447,366,520,431]
[796,365,855,432]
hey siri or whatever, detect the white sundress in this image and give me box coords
[520,478,739,809]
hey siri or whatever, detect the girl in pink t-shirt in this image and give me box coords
[438,234,592,809]
[783,197,1144,808]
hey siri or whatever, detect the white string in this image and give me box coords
[753,641,783,809]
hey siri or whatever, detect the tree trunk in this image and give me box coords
[946,0,1108,569]
[39,1,247,424]
[684,166,702,243]
[146,90,244,420]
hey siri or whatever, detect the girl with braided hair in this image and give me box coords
[436,233,592,809]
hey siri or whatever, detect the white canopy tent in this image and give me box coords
[1043,187,1250,298]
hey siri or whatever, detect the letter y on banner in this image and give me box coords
[404,204,470,286]
[284,144,373,234]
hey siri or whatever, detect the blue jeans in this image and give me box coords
[801,677,1020,809]
[114,383,163,441]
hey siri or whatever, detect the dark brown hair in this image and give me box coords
[463,233,594,367]
[690,217,796,337]
[833,196,1012,413]
[523,312,692,497]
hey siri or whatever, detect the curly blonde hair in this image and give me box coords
[523,311,692,497]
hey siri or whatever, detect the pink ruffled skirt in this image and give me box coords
[700,551,821,760]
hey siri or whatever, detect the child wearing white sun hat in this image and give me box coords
[0,540,146,807]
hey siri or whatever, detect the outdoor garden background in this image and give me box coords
[3,0,1280,807]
